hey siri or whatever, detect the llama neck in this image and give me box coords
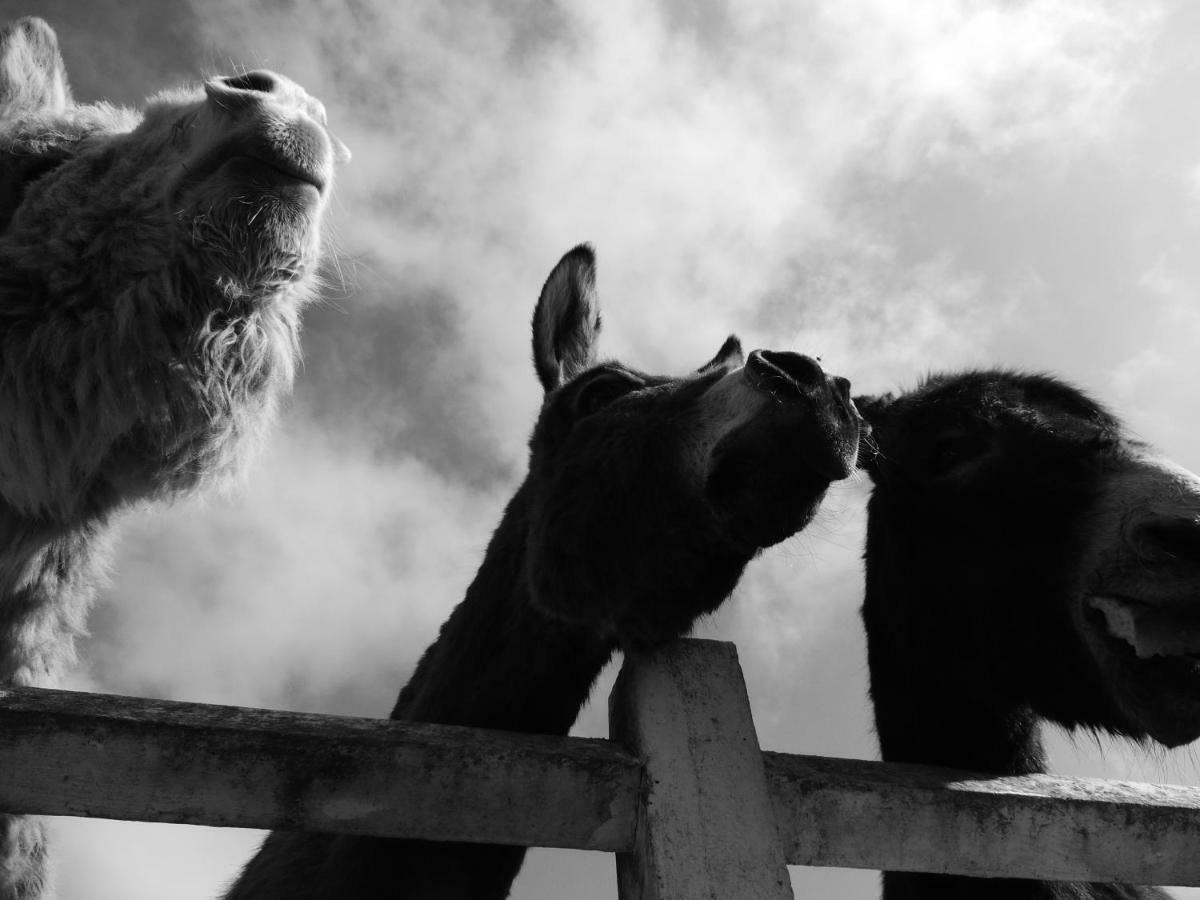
[226,482,618,900]
[870,668,1048,775]
[388,481,617,731]
[865,613,1170,899]
[862,527,1050,777]
[870,661,1055,900]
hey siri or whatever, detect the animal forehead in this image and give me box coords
[576,351,738,388]
[900,370,1118,433]
[571,360,663,387]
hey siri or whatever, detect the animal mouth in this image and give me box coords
[1083,592,1200,746]
[701,353,861,550]
[1073,467,1200,746]
[181,123,331,198]
[222,152,325,192]
[1089,595,1200,661]
[743,350,860,481]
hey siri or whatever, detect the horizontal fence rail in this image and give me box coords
[765,752,1200,886]
[4,640,1200,888]
[0,686,640,851]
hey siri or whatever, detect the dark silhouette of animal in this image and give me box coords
[857,370,1200,899]
[225,244,863,899]
[0,17,346,898]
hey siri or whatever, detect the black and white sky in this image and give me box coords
[9,1,1200,897]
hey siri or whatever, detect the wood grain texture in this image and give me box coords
[766,751,1200,885]
[610,639,793,900]
[6,648,1200,888]
[0,685,640,851]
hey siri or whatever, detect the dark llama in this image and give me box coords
[226,244,863,899]
[858,370,1200,899]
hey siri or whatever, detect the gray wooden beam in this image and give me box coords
[610,639,793,900]
[767,751,1200,886]
[0,685,640,851]
[7,650,1200,889]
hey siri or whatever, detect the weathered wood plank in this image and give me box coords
[0,686,641,851]
[8,670,1200,888]
[766,751,1200,886]
[610,639,793,900]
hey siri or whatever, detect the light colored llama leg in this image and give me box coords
[0,816,49,900]
[0,524,111,899]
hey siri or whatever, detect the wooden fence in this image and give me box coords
[4,638,1200,897]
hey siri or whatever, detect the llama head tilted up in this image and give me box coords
[224,244,863,900]
[0,16,348,522]
[857,370,1200,899]
[0,16,345,899]
[521,247,861,647]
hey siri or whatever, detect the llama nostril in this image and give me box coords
[830,375,852,404]
[752,350,824,390]
[204,70,290,111]
[1131,516,1200,564]
[214,70,281,95]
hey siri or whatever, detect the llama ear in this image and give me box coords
[0,17,71,119]
[697,335,744,374]
[532,244,601,393]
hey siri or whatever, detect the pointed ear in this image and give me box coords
[697,335,743,374]
[532,244,601,393]
[854,392,894,425]
[853,393,894,472]
[0,17,71,119]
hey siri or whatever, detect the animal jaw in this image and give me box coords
[525,350,860,643]
[703,349,858,553]
[1089,596,1200,660]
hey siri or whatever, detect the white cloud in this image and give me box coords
[1105,254,1200,466]
[51,819,260,900]
[175,0,1160,443]
[76,422,503,715]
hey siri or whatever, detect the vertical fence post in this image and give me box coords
[609,638,794,900]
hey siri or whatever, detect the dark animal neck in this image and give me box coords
[388,483,616,731]
[869,659,1048,775]
[227,483,618,900]
[870,666,1170,899]
[868,630,1166,900]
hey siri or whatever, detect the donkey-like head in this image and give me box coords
[524,245,861,648]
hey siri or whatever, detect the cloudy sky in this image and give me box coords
[8,0,1200,897]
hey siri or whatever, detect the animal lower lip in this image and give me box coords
[234,154,323,191]
[1089,595,1200,659]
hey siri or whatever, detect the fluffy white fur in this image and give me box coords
[0,17,343,898]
